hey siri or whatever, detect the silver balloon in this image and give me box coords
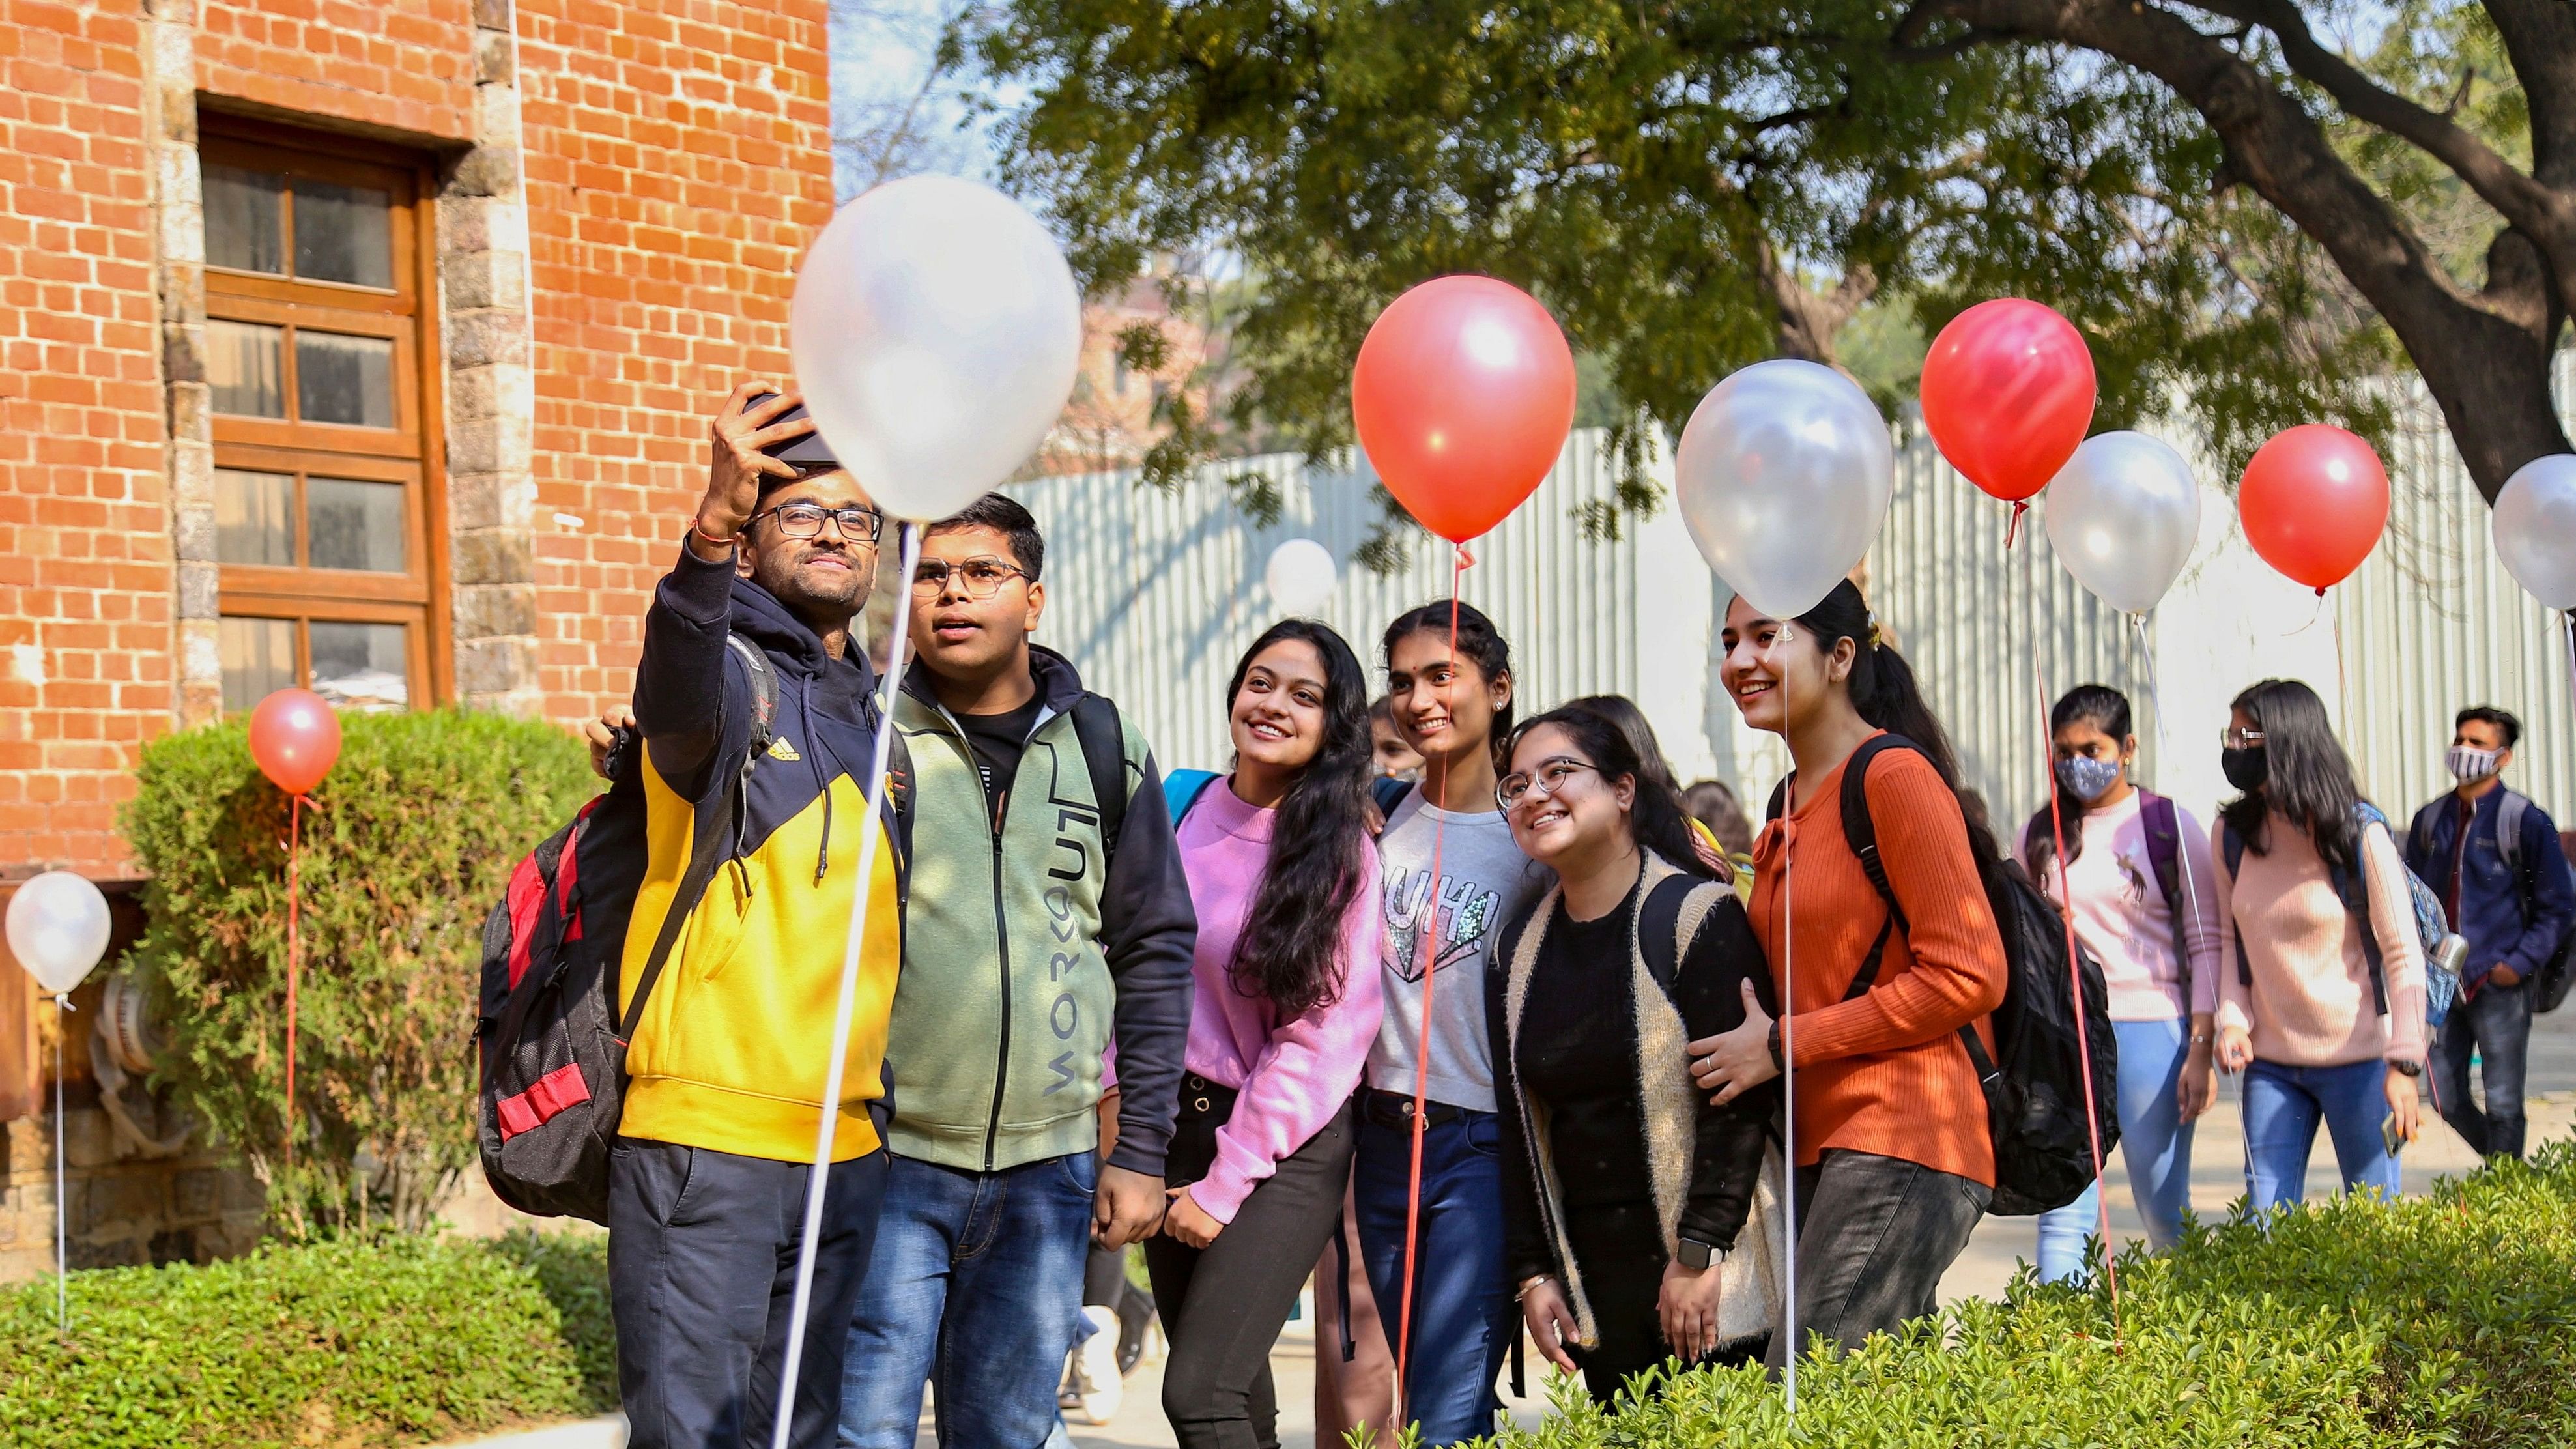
[2042,431,2203,614]
[6,870,110,996]
[1263,538,1338,617]
[2495,455,2576,608]
[1674,360,1894,618]
[790,175,1083,521]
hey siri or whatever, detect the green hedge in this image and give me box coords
[1474,1141,2576,1448]
[0,1233,614,1449]
[121,708,595,1235]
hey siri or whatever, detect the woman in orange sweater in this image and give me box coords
[1689,580,2009,1366]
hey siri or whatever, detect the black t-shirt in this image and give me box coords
[956,696,1047,811]
[1516,901,1657,1213]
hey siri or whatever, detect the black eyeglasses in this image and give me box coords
[747,502,885,543]
[911,556,1033,600]
[1496,757,1600,812]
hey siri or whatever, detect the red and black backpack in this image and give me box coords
[472,637,778,1223]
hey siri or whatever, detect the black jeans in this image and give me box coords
[2431,975,2534,1160]
[1143,1079,1356,1449]
[608,1138,889,1449]
[1760,1149,1988,1370]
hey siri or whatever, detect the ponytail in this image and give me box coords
[1792,580,2001,863]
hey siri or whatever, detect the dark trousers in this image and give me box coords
[1761,1149,1988,1370]
[1145,1082,1356,1449]
[609,1138,889,1449]
[1561,1201,1751,1404]
[2432,976,2534,1159]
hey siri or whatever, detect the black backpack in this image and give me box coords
[1771,734,2119,1217]
[472,636,780,1224]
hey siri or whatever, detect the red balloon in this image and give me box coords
[2238,424,2388,593]
[1919,298,2097,502]
[1351,275,1577,543]
[248,688,342,796]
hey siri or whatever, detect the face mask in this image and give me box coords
[2221,745,2268,792]
[2055,754,2125,803]
[2446,745,2500,783]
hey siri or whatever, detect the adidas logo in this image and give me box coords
[767,737,802,762]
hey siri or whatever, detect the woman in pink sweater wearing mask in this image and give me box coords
[2211,679,2427,1210]
[1151,619,1384,1449]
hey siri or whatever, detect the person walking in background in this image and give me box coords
[1688,582,2009,1366]
[842,495,1199,1449]
[1683,781,1755,860]
[2020,685,2222,1283]
[2211,680,2428,1209]
[2405,706,2575,1161]
[1354,600,1541,1444]
[609,386,908,1449]
[1149,620,1385,1449]
[1495,704,1782,1400]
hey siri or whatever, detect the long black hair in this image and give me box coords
[1567,694,1687,796]
[2218,678,2366,871]
[1790,580,2002,863]
[1501,702,1713,880]
[1382,598,1515,754]
[2023,684,2132,878]
[1227,619,1375,1020]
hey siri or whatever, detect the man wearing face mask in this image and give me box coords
[2403,707,2576,1160]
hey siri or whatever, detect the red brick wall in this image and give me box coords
[517,0,836,725]
[0,0,171,878]
[197,0,478,143]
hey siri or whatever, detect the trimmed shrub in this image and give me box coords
[121,709,594,1235]
[1467,1140,2576,1448]
[0,1232,614,1449]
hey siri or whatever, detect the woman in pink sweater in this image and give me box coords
[1150,619,1384,1449]
[2210,680,2427,1211]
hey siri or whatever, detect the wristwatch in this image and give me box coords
[2390,1059,2424,1078]
[1676,1236,1724,1271]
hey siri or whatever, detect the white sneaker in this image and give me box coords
[1070,1304,1124,1424]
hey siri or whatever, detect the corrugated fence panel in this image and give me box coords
[2335,366,2576,825]
[1010,436,1644,774]
[1870,418,2149,837]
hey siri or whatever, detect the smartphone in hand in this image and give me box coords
[2381,1112,2402,1157]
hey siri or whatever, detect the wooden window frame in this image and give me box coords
[201,118,451,709]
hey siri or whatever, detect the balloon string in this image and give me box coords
[2132,614,2252,1203]
[2033,647,2121,1345]
[1777,626,1799,1414]
[1392,542,1469,1429]
[285,791,302,1171]
[772,522,923,1449]
[55,992,68,1334]
[2004,500,2029,551]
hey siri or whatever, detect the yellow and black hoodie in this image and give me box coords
[617,541,908,1164]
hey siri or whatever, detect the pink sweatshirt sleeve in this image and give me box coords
[2359,822,2427,1065]
[1193,844,1386,1224]
[2175,805,2224,1018]
[2212,818,2254,1040]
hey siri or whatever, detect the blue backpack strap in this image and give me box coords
[1371,776,1414,817]
[1163,768,1220,828]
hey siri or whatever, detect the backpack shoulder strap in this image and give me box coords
[1835,735,1914,1001]
[1070,694,1131,865]
[2138,790,2194,1001]
[1637,872,1698,997]
[1763,777,1790,824]
[1372,776,1415,817]
[2499,790,2528,874]
[724,633,779,751]
[2408,798,2444,867]
[2338,807,2390,1018]
[2220,820,2256,990]
[1163,768,1220,828]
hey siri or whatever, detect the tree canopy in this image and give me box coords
[969,0,2558,512]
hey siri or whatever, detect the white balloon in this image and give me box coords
[1263,538,1338,617]
[1674,360,1894,618]
[2495,455,2576,608]
[7,871,110,996]
[790,175,1083,521]
[2042,431,2203,614]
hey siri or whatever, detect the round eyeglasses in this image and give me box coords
[1496,757,1600,812]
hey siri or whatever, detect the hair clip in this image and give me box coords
[1865,610,1883,648]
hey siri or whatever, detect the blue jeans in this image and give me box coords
[2242,1057,2402,1212]
[1352,1107,1513,1448]
[839,1151,1097,1448]
[2430,975,2533,1159]
[2035,1017,2197,1284]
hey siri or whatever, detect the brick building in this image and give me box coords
[0,0,836,1272]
